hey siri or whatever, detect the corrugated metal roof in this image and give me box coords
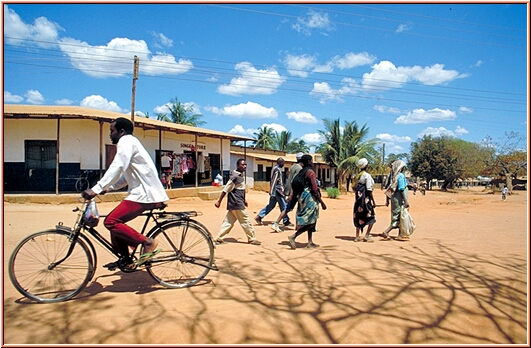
[3,104,254,141]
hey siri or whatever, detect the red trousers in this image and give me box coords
[104,200,161,257]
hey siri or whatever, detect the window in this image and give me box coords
[25,140,56,170]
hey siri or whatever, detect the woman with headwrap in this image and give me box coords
[353,158,376,242]
[287,155,327,249]
[382,159,410,240]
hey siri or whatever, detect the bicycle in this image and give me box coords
[75,170,91,192]
[8,200,217,303]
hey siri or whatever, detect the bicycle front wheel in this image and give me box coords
[146,221,214,288]
[9,230,94,303]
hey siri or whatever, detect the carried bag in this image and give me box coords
[399,207,416,237]
[83,199,100,227]
[385,187,394,199]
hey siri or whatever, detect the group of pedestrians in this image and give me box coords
[212,154,412,250]
[80,117,411,273]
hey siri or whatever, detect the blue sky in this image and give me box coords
[3,2,528,155]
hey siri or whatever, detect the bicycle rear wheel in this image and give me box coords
[146,221,214,288]
[9,230,94,303]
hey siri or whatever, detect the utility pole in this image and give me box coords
[130,55,139,129]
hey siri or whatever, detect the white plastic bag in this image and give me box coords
[399,207,415,237]
[83,199,100,227]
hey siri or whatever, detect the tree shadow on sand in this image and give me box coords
[3,240,527,344]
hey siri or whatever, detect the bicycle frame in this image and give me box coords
[55,201,213,270]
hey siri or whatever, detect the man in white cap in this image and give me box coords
[270,152,304,233]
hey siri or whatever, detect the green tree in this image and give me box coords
[156,112,171,122]
[409,136,462,191]
[288,139,310,153]
[482,132,527,192]
[253,125,276,150]
[273,130,295,151]
[165,97,205,126]
[317,118,379,188]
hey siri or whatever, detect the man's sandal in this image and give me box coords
[135,249,161,266]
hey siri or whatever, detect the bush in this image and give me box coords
[326,187,340,199]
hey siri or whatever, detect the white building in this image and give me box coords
[3,104,253,193]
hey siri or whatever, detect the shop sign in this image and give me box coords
[180,142,206,151]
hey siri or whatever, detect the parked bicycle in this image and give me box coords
[8,199,217,303]
[75,170,92,192]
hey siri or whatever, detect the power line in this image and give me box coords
[4,39,526,100]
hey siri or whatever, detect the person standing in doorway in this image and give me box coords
[214,159,261,246]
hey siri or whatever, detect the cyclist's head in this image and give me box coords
[110,117,134,144]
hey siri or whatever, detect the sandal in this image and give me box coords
[135,249,161,266]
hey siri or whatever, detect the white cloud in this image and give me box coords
[80,95,124,112]
[218,62,285,95]
[154,102,172,114]
[376,133,412,143]
[402,63,467,85]
[292,10,332,36]
[362,61,409,91]
[58,37,193,78]
[229,124,257,137]
[152,31,173,48]
[394,108,456,124]
[284,52,374,77]
[310,78,360,103]
[396,23,412,33]
[474,60,483,67]
[4,5,62,47]
[455,125,469,135]
[4,91,24,103]
[459,106,473,113]
[55,98,73,105]
[25,90,44,104]
[418,126,468,138]
[363,60,466,91]
[206,101,277,119]
[302,132,325,145]
[260,123,287,133]
[286,111,318,124]
[373,105,401,114]
[332,52,375,70]
[284,54,316,77]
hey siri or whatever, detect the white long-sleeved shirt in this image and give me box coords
[92,134,169,203]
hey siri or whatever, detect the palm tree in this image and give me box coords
[156,112,171,122]
[288,139,310,153]
[167,97,205,126]
[253,125,276,150]
[317,118,379,189]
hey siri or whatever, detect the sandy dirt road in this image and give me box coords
[2,187,528,344]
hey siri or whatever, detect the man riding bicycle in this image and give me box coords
[82,117,169,269]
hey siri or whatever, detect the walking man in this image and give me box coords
[214,159,261,245]
[255,157,290,226]
[271,152,304,232]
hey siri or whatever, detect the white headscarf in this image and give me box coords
[357,158,368,169]
[390,160,406,191]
